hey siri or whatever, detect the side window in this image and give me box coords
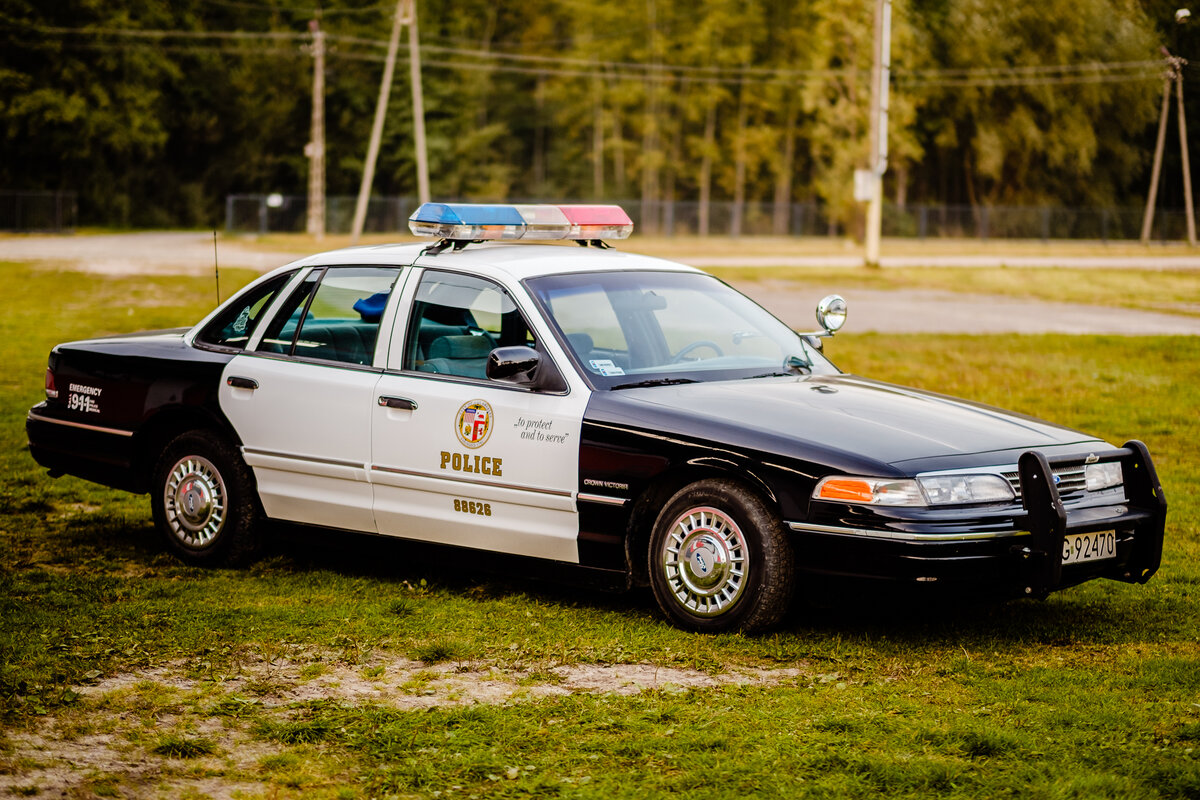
[404,270,533,379]
[256,266,402,366]
[194,271,295,350]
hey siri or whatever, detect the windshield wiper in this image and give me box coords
[742,354,812,380]
[611,377,699,390]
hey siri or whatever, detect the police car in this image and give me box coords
[25,203,1167,633]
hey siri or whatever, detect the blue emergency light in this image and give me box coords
[408,203,633,242]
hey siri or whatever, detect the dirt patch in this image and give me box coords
[79,654,806,708]
[0,656,808,798]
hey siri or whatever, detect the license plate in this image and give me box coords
[1062,531,1116,565]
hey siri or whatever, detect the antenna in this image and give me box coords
[212,231,221,305]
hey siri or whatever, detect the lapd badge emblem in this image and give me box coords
[455,400,494,448]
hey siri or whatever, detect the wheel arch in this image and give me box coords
[131,406,244,493]
[625,457,780,587]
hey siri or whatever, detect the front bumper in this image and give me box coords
[788,440,1167,599]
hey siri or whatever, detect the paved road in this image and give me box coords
[4,232,1199,335]
[689,254,1200,270]
[0,231,287,274]
[750,284,1200,335]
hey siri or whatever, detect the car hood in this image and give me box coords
[596,374,1102,473]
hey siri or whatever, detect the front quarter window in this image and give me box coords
[403,270,536,380]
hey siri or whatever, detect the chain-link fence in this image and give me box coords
[0,191,77,232]
[224,195,418,237]
[225,193,1194,242]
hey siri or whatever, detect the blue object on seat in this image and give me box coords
[353,292,389,322]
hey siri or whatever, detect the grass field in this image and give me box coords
[0,262,1197,798]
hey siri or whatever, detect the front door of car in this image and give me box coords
[370,268,589,562]
[219,265,405,533]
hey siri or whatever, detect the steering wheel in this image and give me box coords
[671,340,724,363]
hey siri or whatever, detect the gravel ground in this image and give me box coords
[4,231,1200,335]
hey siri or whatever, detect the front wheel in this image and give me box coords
[648,478,794,633]
[151,430,262,566]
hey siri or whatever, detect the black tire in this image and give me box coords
[151,430,262,566]
[648,478,794,633]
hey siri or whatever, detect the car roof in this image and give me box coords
[275,241,703,282]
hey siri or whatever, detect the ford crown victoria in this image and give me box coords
[25,203,1167,632]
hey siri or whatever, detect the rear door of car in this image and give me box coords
[219,265,406,532]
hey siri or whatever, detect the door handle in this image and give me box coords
[227,376,259,390]
[378,396,418,410]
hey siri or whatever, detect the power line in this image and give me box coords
[195,0,394,16]
[7,21,1176,88]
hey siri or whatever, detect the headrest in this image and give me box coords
[566,332,594,355]
[429,335,494,360]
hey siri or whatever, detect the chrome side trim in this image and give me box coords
[371,464,573,498]
[577,493,628,507]
[26,411,135,438]
[242,447,364,470]
[786,520,1029,542]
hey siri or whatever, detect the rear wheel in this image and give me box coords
[151,430,262,566]
[648,478,794,633]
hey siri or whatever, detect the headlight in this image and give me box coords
[812,477,925,507]
[916,474,1015,506]
[1084,462,1123,492]
[813,473,1018,507]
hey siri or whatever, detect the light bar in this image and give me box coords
[408,203,633,241]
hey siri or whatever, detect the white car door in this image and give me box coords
[370,268,589,562]
[219,266,404,532]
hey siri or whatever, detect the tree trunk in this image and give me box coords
[592,68,604,199]
[698,99,716,236]
[533,76,545,196]
[773,100,797,235]
[640,81,660,234]
[731,81,748,237]
[663,104,682,234]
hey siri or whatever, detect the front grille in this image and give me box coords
[1001,463,1088,502]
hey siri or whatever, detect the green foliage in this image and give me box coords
[0,0,1169,228]
[915,0,1160,208]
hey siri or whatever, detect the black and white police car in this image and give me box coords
[26,203,1167,632]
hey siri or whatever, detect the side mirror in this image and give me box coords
[487,346,566,392]
[815,294,847,335]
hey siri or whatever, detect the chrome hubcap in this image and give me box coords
[164,455,225,548]
[661,506,748,617]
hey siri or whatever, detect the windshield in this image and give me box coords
[525,270,839,389]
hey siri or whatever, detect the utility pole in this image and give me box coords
[306,16,326,241]
[349,0,429,242]
[1141,50,1196,245]
[351,0,406,243]
[1176,58,1196,245]
[408,0,430,206]
[865,0,892,266]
